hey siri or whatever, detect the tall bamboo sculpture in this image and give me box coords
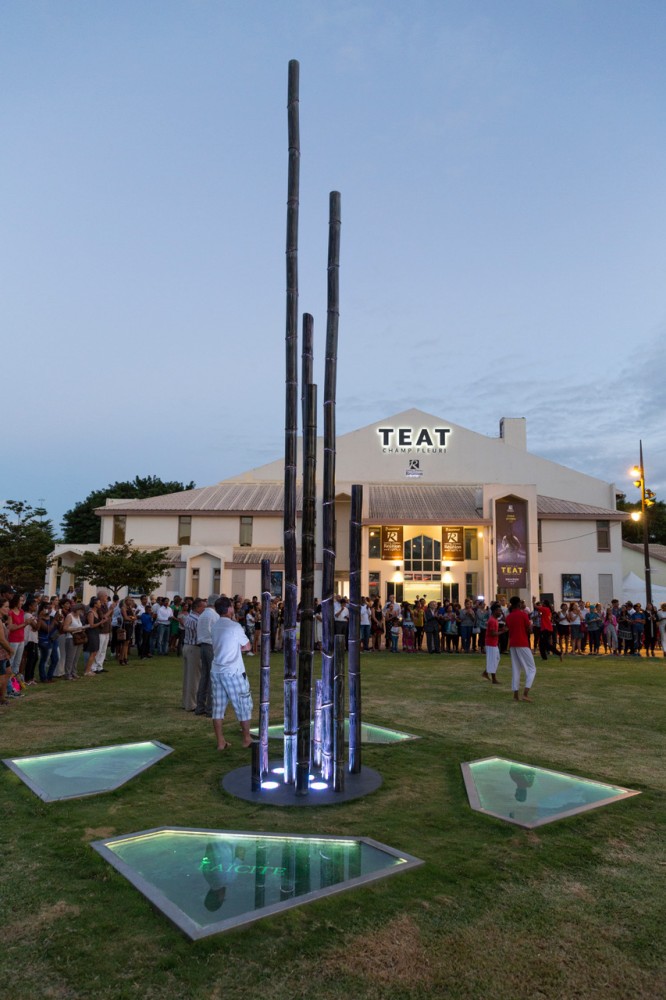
[296,382,317,794]
[283,59,300,784]
[320,190,341,783]
[348,484,362,773]
[259,558,271,778]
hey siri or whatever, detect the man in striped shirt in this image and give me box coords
[182,598,205,712]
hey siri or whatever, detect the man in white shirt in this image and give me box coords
[154,598,173,655]
[210,596,253,750]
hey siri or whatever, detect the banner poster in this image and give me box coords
[495,498,528,588]
[442,527,464,562]
[381,526,403,561]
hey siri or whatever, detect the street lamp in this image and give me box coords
[629,441,656,606]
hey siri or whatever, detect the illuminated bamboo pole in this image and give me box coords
[333,633,346,792]
[321,190,341,783]
[259,558,271,778]
[313,678,323,768]
[283,59,300,784]
[296,382,317,795]
[348,484,362,774]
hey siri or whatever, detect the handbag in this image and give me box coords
[116,628,127,642]
[72,630,87,646]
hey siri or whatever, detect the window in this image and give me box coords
[113,515,126,545]
[387,582,403,603]
[596,520,610,552]
[213,568,221,591]
[465,572,479,599]
[537,520,542,552]
[239,516,253,547]
[368,572,380,598]
[464,529,478,560]
[368,528,381,559]
[403,534,441,572]
[191,568,199,599]
[178,516,192,545]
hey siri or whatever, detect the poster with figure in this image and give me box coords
[495,498,528,588]
[561,574,582,601]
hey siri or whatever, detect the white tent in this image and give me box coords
[621,571,666,606]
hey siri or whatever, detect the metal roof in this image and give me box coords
[536,496,627,520]
[95,483,302,515]
[366,485,484,523]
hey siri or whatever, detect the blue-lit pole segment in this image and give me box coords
[296,381,317,795]
[259,559,271,779]
[313,680,323,768]
[321,191,341,784]
[333,634,346,792]
[348,484,363,774]
[282,59,300,785]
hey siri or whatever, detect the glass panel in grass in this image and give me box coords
[462,757,639,829]
[3,741,173,801]
[92,829,423,939]
[252,721,419,743]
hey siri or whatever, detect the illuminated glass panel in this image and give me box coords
[92,828,423,939]
[3,741,173,802]
[462,757,639,829]
[252,721,419,743]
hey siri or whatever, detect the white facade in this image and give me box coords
[48,410,627,605]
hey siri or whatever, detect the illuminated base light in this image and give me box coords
[461,757,640,829]
[3,741,173,802]
[91,827,423,939]
[261,780,280,790]
[310,781,328,790]
[271,767,285,775]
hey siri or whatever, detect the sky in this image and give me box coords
[3,0,666,532]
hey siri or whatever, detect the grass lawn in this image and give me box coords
[1,649,665,1000]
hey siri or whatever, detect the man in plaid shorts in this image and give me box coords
[210,596,254,750]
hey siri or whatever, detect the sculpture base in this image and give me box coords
[222,761,382,807]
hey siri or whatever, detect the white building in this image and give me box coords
[48,409,627,606]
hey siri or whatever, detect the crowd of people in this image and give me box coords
[355,594,666,659]
[2,582,664,713]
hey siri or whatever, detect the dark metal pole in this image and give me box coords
[321,191,341,783]
[333,633,346,792]
[283,59,300,783]
[348,484,362,774]
[640,440,652,607]
[296,382,317,795]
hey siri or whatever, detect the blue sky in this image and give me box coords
[3,0,665,530]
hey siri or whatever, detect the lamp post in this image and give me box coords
[630,440,656,607]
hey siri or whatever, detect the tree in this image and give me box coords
[0,501,56,592]
[71,542,174,596]
[61,475,196,543]
[617,495,666,545]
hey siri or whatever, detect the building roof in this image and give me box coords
[97,481,626,523]
[96,483,302,516]
[536,496,628,521]
[622,541,666,563]
[366,485,486,523]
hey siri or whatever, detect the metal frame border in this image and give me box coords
[91,826,424,940]
[2,740,174,802]
[461,756,640,829]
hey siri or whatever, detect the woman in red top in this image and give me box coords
[533,598,563,662]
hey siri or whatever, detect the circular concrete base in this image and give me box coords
[221,761,383,807]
